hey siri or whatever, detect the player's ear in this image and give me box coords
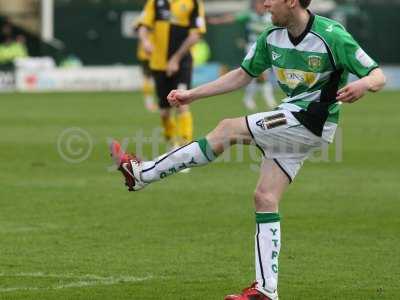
[286,0,297,9]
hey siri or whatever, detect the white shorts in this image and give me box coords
[246,109,326,182]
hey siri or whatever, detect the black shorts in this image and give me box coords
[140,60,152,77]
[152,65,192,109]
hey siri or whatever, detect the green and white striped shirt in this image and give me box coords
[241,13,378,142]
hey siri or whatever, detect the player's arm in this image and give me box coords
[207,14,236,25]
[138,26,153,55]
[208,11,249,25]
[365,68,386,92]
[166,0,206,76]
[169,27,271,105]
[168,68,252,106]
[334,28,386,103]
[166,31,202,76]
[137,0,155,55]
[337,68,386,103]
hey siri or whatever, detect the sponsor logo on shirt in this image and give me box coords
[276,68,318,89]
[157,0,170,20]
[161,9,170,20]
[326,24,334,32]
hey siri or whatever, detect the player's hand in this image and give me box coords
[336,78,370,103]
[166,57,180,77]
[142,40,153,55]
[167,89,194,107]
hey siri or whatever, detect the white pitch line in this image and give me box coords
[0,272,143,280]
[54,276,152,290]
[0,273,153,293]
[0,286,40,293]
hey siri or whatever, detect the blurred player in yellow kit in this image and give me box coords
[136,0,206,147]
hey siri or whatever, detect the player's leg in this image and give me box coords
[177,104,192,145]
[175,103,192,173]
[140,117,252,182]
[176,65,194,145]
[110,117,252,191]
[153,71,177,143]
[253,159,288,298]
[143,74,156,111]
[160,107,176,143]
[224,159,288,300]
[243,79,258,111]
[141,60,157,112]
[262,72,277,109]
[225,110,323,300]
[206,117,253,155]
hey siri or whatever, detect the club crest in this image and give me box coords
[308,55,322,71]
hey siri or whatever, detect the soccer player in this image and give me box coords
[111,0,386,299]
[208,0,277,110]
[136,0,206,147]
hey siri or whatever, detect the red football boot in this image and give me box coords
[109,140,147,191]
[224,282,277,300]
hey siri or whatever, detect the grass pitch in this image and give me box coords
[0,90,399,299]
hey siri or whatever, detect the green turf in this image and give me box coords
[0,90,399,300]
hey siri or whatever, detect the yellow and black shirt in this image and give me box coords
[138,0,206,71]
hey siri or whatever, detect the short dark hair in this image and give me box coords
[299,0,312,8]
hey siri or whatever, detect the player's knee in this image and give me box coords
[217,118,233,129]
[177,105,189,113]
[254,190,279,211]
[207,118,241,152]
[215,118,236,140]
[160,109,170,119]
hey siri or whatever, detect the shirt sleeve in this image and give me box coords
[189,0,207,34]
[335,30,378,78]
[241,30,271,77]
[138,0,155,29]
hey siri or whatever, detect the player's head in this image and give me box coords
[252,0,266,15]
[264,0,312,27]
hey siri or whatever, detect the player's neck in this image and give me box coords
[287,9,311,38]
